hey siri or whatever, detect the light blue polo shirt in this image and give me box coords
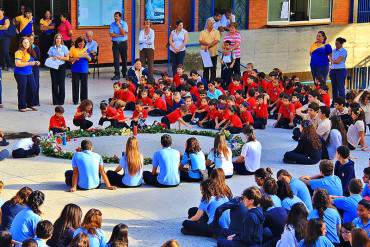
[309,175,343,196]
[308,208,341,243]
[298,236,334,247]
[34,237,48,247]
[72,150,103,190]
[333,194,362,223]
[281,195,306,211]
[290,178,313,211]
[181,151,206,179]
[207,89,223,100]
[152,147,180,186]
[119,154,143,186]
[199,196,230,228]
[10,207,41,242]
[353,217,370,237]
[73,227,107,247]
[331,47,347,69]
[269,194,282,208]
[362,184,370,198]
[109,20,128,42]
[47,45,69,63]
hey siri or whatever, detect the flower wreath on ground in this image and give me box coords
[41,124,245,165]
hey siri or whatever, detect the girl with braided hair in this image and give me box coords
[308,189,341,245]
[10,190,45,242]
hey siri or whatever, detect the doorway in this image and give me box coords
[170,0,192,31]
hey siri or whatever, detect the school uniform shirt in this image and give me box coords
[73,227,107,247]
[49,115,66,130]
[71,150,103,189]
[293,101,303,110]
[279,103,295,119]
[240,110,254,125]
[119,154,143,186]
[12,138,34,151]
[105,106,118,118]
[166,109,182,124]
[347,120,366,148]
[199,28,220,57]
[321,92,331,107]
[316,118,331,141]
[327,129,342,160]
[228,83,243,96]
[267,84,283,102]
[353,217,370,237]
[264,206,288,237]
[298,236,334,247]
[290,178,313,211]
[269,195,282,207]
[58,20,72,41]
[10,206,41,242]
[255,103,269,119]
[199,196,230,228]
[240,140,262,173]
[70,47,90,74]
[153,97,167,111]
[15,15,34,36]
[309,175,343,196]
[310,42,333,67]
[334,160,355,196]
[246,97,257,111]
[333,194,361,223]
[14,50,34,75]
[308,208,341,243]
[172,99,184,110]
[276,225,299,247]
[229,114,243,128]
[281,195,306,211]
[233,207,264,245]
[164,95,174,109]
[207,89,223,100]
[115,109,126,122]
[34,237,48,247]
[120,90,136,103]
[47,45,69,65]
[132,109,148,119]
[40,18,54,36]
[181,151,206,180]
[1,201,26,230]
[73,107,92,121]
[362,183,370,198]
[207,148,233,177]
[152,147,180,186]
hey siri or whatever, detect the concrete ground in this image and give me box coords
[0,69,369,247]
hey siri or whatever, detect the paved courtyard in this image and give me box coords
[0,69,369,246]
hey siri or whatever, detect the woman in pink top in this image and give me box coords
[57,13,73,48]
[223,22,241,76]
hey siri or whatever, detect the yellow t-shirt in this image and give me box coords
[69,47,91,61]
[15,50,31,62]
[15,15,33,35]
[199,28,221,57]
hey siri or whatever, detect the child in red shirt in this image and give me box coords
[120,83,136,111]
[319,85,331,107]
[173,64,184,88]
[148,90,167,116]
[224,106,243,134]
[267,78,283,103]
[113,100,129,129]
[99,101,119,127]
[191,97,209,124]
[254,94,269,129]
[215,107,231,130]
[244,76,258,93]
[257,72,269,92]
[228,75,243,96]
[214,78,226,95]
[140,89,153,110]
[239,102,254,126]
[163,87,174,111]
[73,99,93,130]
[274,94,295,129]
[292,93,303,110]
[246,89,257,111]
[160,105,190,129]
[198,99,218,129]
[49,106,67,134]
[183,96,197,122]
[235,90,245,106]
[126,76,137,94]
[131,101,148,128]
[111,81,123,106]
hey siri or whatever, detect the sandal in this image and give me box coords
[19,109,27,112]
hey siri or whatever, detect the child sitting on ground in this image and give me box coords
[161,105,190,129]
[362,167,370,199]
[131,101,148,129]
[113,100,130,129]
[120,83,136,111]
[140,89,153,110]
[110,81,122,106]
[274,94,295,129]
[12,135,41,159]
[334,145,355,196]
[73,99,93,130]
[227,75,243,96]
[224,106,243,134]
[34,220,53,247]
[191,97,209,124]
[99,101,118,127]
[49,106,67,134]
[148,90,167,116]
[352,199,370,235]
[171,91,184,112]
[198,99,219,129]
[239,102,254,127]
[254,94,269,129]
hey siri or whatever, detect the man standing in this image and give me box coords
[109,12,128,81]
[204,12,223,32]
[199,18,220,83]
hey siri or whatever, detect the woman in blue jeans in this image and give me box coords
[309,31,332,82]
[330,37,348,100]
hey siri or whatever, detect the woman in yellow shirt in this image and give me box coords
[39,10,55,64]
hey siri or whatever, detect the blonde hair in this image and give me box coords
[161,239,180,247]
[213,133,230,160]
[115,100,126,108]
[125,137,142,176]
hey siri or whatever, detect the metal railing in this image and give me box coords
[347,54,370,89]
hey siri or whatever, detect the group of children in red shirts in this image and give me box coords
[48,63,331,135]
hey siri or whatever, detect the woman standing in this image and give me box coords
[223,22,241,76]
[14,37,40,112]
[47,33,69,105]
[15,8,34,37]
[107,136,144,187]
[58,13,73,49]
[139,19,155,78]
[169,20,188,76]
[29,34,40,106]
[0,8,13,71]
[329,37,347,100]
[70,37,91,105]
[39,10,55,64]
[309,31,332,82]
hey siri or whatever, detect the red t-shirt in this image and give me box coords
[259,79,269,92]
[128,83,136,94]
[240,110,254,125]
[188,104,197,114]
[153,97,167,111]
[228,83,243,96]
[106,106,118,118]
[167,109,182,123]
[321,92,330,107]
[190,86,200,101]
[235,97,245,106]
[73,107,91,120]
[165,95,173,109]
[132,109,148,119]
[247,97,257,110]
[115,109,126,121]
[245,82,258,92]
[141,97,153,107]
[49,115,66,129]
[229,114,243,128]
[120,90,136,103]
[173,74,181,88]
[114,89,123,100]
[221,109,231,121]
[255,103,268,119]
[206,108,219,120]
[293,101,303,110]
[267,84,283,102]
[279,103,295,119]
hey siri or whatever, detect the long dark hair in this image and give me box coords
[18,36,36,58]
[81,209,102,235]
[330,116,348,146]
[277,180,294,200]
[286,203,308,241]
[107,224,128,246]
[351,228,370,247]
[312,189,330,219]
[301,120,322,150]
[304,219,325,247]
[26,190,45,215]
[185,137,201,154]
[318,31,327,43]
[10,187,33,205]
[51,204,82,243]
[209,168,233,199]
[200,179,213,202]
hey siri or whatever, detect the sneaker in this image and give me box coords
[0,139,9,147]
[111,75,120,81]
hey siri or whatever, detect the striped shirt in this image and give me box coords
[223,32,241,58]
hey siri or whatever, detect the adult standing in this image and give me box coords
[14,37,39,112]
[15,8,34,37]
[309,31,332,82]
[39,10,55,64]
[220,8,236,31]
[57,13,73,49]
[199,18,220,83]
[0,8,13,71]
[139,19,155,78]
[69,37,91,105]
[169,19,188,76]
[204,13,223,31]
[110,11,128,81]
[329,37,347,100]
[223,22,241,76]
[29,34,40,106]
[47,33,69,105]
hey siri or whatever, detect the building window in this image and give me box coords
[268,0,331,25]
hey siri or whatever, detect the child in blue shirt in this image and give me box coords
[333,178,363,223]
[277,180,307,211]
[263,178,282,207]
[334,146,355,196]
[352,199,370,237]
[361,167,370,199]
[34,220,53,247]
[179,137,207,182]
[298,219,334,247]
[301,159,343,196]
